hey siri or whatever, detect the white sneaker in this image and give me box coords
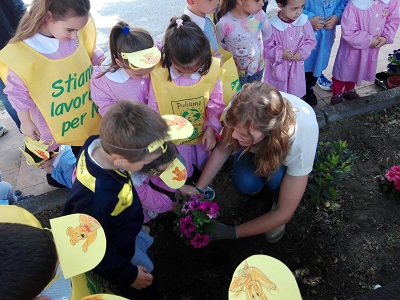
[265,224,286,243]
[141,225,151,235]
[0,125,7,137]
[264,202,286,243]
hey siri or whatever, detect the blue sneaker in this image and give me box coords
[317,74,332,91]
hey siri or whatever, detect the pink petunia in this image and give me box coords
[188,198,201,210]
[385,169,399,182]
[394,179,400,191]
[179,215,196,238]
[190,233,210,248]
[390,166,400,173]
[181,201,191,214]
[199,201,220,219]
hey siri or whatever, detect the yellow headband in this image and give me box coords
[121,46,161,70]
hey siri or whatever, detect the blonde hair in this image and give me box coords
[10,0,90,43]
[224,82,296,177]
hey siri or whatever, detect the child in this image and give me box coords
[63,101,190,299]
[0,0,105,161]
[303,0,349,106]
[0,222,58,299]
[148,15,225,198]
[184,0,223,60]
[263,0,316,99]
[91,21,161,116]
[183,0,242,105]
[330,0,400,105]
[216,0,272,86]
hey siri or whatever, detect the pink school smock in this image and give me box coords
[147,67,224,178]
[4,34,104,151]
[91,56,150,116]
[332,0,400,86]
[263,14,316,98]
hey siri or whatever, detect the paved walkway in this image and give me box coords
[0,15,399,197]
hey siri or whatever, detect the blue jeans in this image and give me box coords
[239,69,263,87]
[232,150,286,197]
[0,80,20,129]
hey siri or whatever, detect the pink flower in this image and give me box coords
[199,202,220,219]
[188,198,201,210]
[391,166,400,173]
[181,201,191,214]
[385,169,400,182]
[394,179,400,191]
[190,233,210,248]
[179,216,196,238]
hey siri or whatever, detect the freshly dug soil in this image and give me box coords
[36,104,400,300]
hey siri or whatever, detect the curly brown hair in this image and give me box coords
[224,82,296,177]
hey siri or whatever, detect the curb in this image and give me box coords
[315,87,400,128]
[16,188,69,215]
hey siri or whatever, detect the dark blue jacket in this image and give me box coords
[63,135,144,287]
[0,0,26,49]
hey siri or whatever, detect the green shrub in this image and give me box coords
[306,140,356,205]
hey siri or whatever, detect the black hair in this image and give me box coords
[162,14,212,81]
[0,223,58,300]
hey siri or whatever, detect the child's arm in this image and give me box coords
[135,181,174,214]
[303,6,325,31]
[90,67,118,116]
[131,266,153,289]
[147,85,161,114]
[216,19,227,50]
[261,12,272,41]
[90,47,106,66]
[381,0,400,45]
[340,4,376,50]
[332,0,349,22]
[323,15,339,30]
[4,70,40,139]
[204,78,224,143]
[293,22,317,62]
[202,126,217,151]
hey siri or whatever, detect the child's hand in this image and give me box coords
[324,15,339,30]
[370,35,380,47]
[179,184,200,198]
[21,120,40,140]
[202,126,216,151]
[290,52,302,61]
[282,49,294,60]
[375,36,387,48]
[131,266,153,289]
[310,16,325,30]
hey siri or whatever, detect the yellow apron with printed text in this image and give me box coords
[208,14,241,105]
[0,17,100,146]
[151,58,220,145]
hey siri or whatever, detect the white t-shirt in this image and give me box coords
[280,92,319,176]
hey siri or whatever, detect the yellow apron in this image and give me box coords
[0,17,100,146]
[208,14,241,105]
[150,58,220,145]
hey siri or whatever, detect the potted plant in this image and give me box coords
[387,48,400,88]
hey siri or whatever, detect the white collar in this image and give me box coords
[269,14,308,31]
[183,6,212,30]
[100,55,129,83]
[351,0,390,10]
[170,66,201,80]
[24,33,60,54]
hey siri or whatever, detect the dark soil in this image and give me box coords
[35,104,400,300]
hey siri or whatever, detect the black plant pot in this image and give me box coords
[375,71,392,90]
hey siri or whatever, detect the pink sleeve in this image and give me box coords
[297,21,317,61]
[90,46,106,66]
[147,84,161,113]
[90,67,116,116]
[261,12,272,41]
[135,181,174,213]
[340,4,373,50]
[382,1,400,44]
[263,33,284,64]
[4,69,35,111]
[204,78,224,134]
